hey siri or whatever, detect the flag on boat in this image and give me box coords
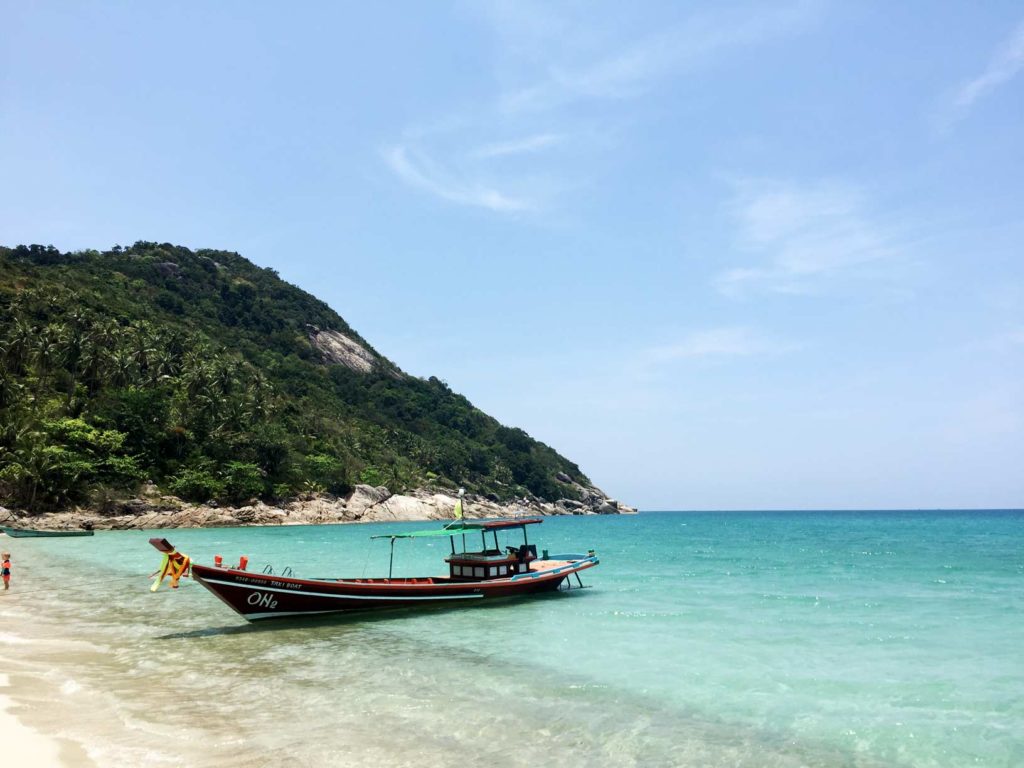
[453,498,463,520]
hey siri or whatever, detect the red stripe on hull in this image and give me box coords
[190,561,595,621]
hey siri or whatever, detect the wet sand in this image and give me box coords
[0,532,93,767]
[0,673,90,768]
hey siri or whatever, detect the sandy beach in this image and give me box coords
[0,673,87,768]
[2,528,65,766]
[0,532,92,768]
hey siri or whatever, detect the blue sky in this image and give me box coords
[2,1,1022,509]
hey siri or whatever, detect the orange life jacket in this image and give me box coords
[151,550,190,591]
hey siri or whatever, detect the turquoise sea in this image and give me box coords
[2,511,1022,767]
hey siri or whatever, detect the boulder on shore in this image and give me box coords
[3,483,635,531]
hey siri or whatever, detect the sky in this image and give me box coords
[1,1,1022,510]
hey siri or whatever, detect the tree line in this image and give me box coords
[0,243,588,512]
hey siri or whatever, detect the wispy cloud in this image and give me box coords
[471,133,564,159]
[944,19,1024,127]
[498,1,820,114]
[643,326,798,364]
[382,145,530,212]
[383,2,819,213]
[714,179,899,297]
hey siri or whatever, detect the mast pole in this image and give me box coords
[458,487,466,553]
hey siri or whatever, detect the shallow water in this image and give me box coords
[1,511,1022,767]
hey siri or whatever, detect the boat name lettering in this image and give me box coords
[231,575,300,591]
[246,591,278,609]
[268,580,301,590]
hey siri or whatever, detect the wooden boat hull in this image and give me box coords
[190,556,599,621]
[2,527,94,538]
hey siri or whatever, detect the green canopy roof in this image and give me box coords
[371,524,488,540]
[370,519,540,540]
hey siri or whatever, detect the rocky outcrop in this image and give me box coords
[306,325,378,374]
[344,484,392,517]
[555,475,636,515]
[1,483,636,532]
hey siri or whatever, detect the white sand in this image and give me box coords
[0,675,65,768]
[0,538,94,767]
[0,532,65,764]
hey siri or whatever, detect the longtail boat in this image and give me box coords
[150,518,598,621]
[2,527,94,538]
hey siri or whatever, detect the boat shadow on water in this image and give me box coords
[154,586,593,640]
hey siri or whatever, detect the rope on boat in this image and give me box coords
[5,560,291,597]
[359,545,372,578]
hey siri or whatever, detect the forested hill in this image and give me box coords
[0,242,592,511]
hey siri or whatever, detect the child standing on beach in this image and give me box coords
[2,552,10,590]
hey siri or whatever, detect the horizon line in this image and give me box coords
[637,507,1024,513]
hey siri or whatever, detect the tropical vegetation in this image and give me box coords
[0,242,588,511]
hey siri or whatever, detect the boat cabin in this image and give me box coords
[372,518,543,581]
[444,519,541,581]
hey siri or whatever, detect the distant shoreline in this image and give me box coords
[0,483,636,532]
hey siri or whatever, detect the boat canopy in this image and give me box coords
[371,518,542,540]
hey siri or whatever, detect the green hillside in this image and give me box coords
[0,242,589,511]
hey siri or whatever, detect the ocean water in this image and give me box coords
[1,511,1022,767]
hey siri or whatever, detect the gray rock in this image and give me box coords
[9,481,637,531]
[345,484,392,517]
[308,327,378,374]
[371,495,443,522]
[116,498,150,515]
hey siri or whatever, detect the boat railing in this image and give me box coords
[260,564,295,577]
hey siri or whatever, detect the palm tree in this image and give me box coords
[181,359,213,400]
[81,333,110,395]
[61,315,91,408]
[151,346,179,383]
[213,361,237,396]
[244,370,274,422]
[218,395,248,433]
[32,324,65,399]
[0,362,23,409]
[109,348,137,388]
[4,318,35,375]
[129,324,157,379]
[1,432,58,510]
